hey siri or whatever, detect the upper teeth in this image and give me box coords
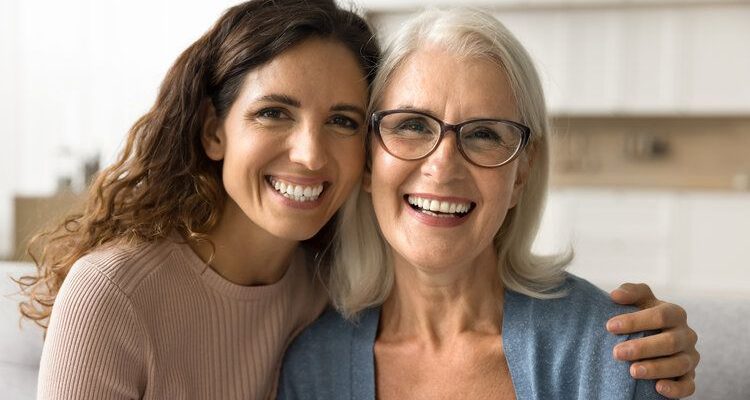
[407,195,471,214]
[270,177,324,202]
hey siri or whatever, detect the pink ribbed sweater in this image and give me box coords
[37,238,327,400]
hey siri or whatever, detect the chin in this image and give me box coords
[268,223,321,242]
[398,250,462,272]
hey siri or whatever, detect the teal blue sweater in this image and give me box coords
[278,274,666,399]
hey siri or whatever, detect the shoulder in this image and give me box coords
[40,243,159,399]
[52,238,186,335]
[503,273,665,399]
[506,273,637,333]
[72,238,181,296]
[51,240,178,338]
[278,307,378,400]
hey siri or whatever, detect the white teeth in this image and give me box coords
[269,177,324,202]
[407,195,472,216]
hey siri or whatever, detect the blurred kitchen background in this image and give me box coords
[0,0,748,399]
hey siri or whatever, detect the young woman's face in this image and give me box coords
[367,47,529,272]
[203,38,368,241]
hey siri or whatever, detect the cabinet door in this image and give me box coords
[538,189,674,289]
[620,9,682,113]
[680,5,750,114]
[560,10,624,114]
[681,193,750,292]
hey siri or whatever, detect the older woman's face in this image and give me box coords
[367,46,529,271]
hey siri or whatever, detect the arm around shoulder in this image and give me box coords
[37,260,147,399]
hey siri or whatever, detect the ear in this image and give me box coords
[201,101,225,161]
[509,146,535,209]
[362,169,372,193]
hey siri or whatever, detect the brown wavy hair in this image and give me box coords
[16,0,380,329]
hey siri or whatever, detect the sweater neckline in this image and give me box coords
[171,236,299,301]
[353,291,518,399]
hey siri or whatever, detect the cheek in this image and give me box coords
[371,145,409,188]
[477,171,518,224]
[224,136,270,173]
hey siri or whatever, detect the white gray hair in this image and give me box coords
[329,8,572,319]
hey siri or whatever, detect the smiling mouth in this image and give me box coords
[267,176,328,202]
[405,195,476,218]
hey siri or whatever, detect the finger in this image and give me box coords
[656,371,696,399]
[613,328,692,361]
[607,302,687,334]
[630,352,695,380]
[610,283,657,308]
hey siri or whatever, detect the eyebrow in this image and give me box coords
[394,104,514,122]
[395,105,436,116]
[254,94,365,120]
[256,94,301,107]
[331,104,366,120]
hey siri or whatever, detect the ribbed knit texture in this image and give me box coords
[37,238,327,400]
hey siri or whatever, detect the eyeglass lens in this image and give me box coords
[377,112,523,167]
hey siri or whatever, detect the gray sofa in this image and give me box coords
[1,263,747,399]
[1,263,43,400]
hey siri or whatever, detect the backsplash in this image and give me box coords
[549,116,750,190]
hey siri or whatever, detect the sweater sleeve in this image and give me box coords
[37,260,147,400]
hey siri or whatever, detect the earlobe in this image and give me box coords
[201,102,225,161]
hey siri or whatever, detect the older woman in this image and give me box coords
[278,8,689,399]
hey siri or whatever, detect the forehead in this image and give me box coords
[380,46,519,121]
[240,38,368,104]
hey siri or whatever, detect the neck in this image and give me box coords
[189,199,298,286]
[380,246,505,347]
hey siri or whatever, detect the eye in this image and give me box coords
[328,115,360,131]
[396,118,431,134]
[464,128,502,142]
[256,108,288,120]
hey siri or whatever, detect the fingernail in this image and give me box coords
[615,286,631,294]
[616,346,632,359]
[632,365,647,378]
[607,320,622,331]
[658,383,670,394]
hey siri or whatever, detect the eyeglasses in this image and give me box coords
[370,110,532,168]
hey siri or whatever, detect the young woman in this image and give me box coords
[279,8,697,400]
[18,1,697,399]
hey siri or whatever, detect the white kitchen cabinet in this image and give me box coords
[538,189,750,293]
[539,189,673,288]
[679,193,750,292]
[543,5,750,115]
[372,2,750,115]
[680,6,750,114]
[618,9,683,113]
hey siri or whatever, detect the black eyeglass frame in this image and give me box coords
[370,109,533,168]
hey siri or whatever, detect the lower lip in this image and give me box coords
[267,180,326,210]
[404,199,471,228]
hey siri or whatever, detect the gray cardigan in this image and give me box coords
[278,274,666,399]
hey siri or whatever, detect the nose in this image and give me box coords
[420,131,466,183]
[288,122,328,171]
